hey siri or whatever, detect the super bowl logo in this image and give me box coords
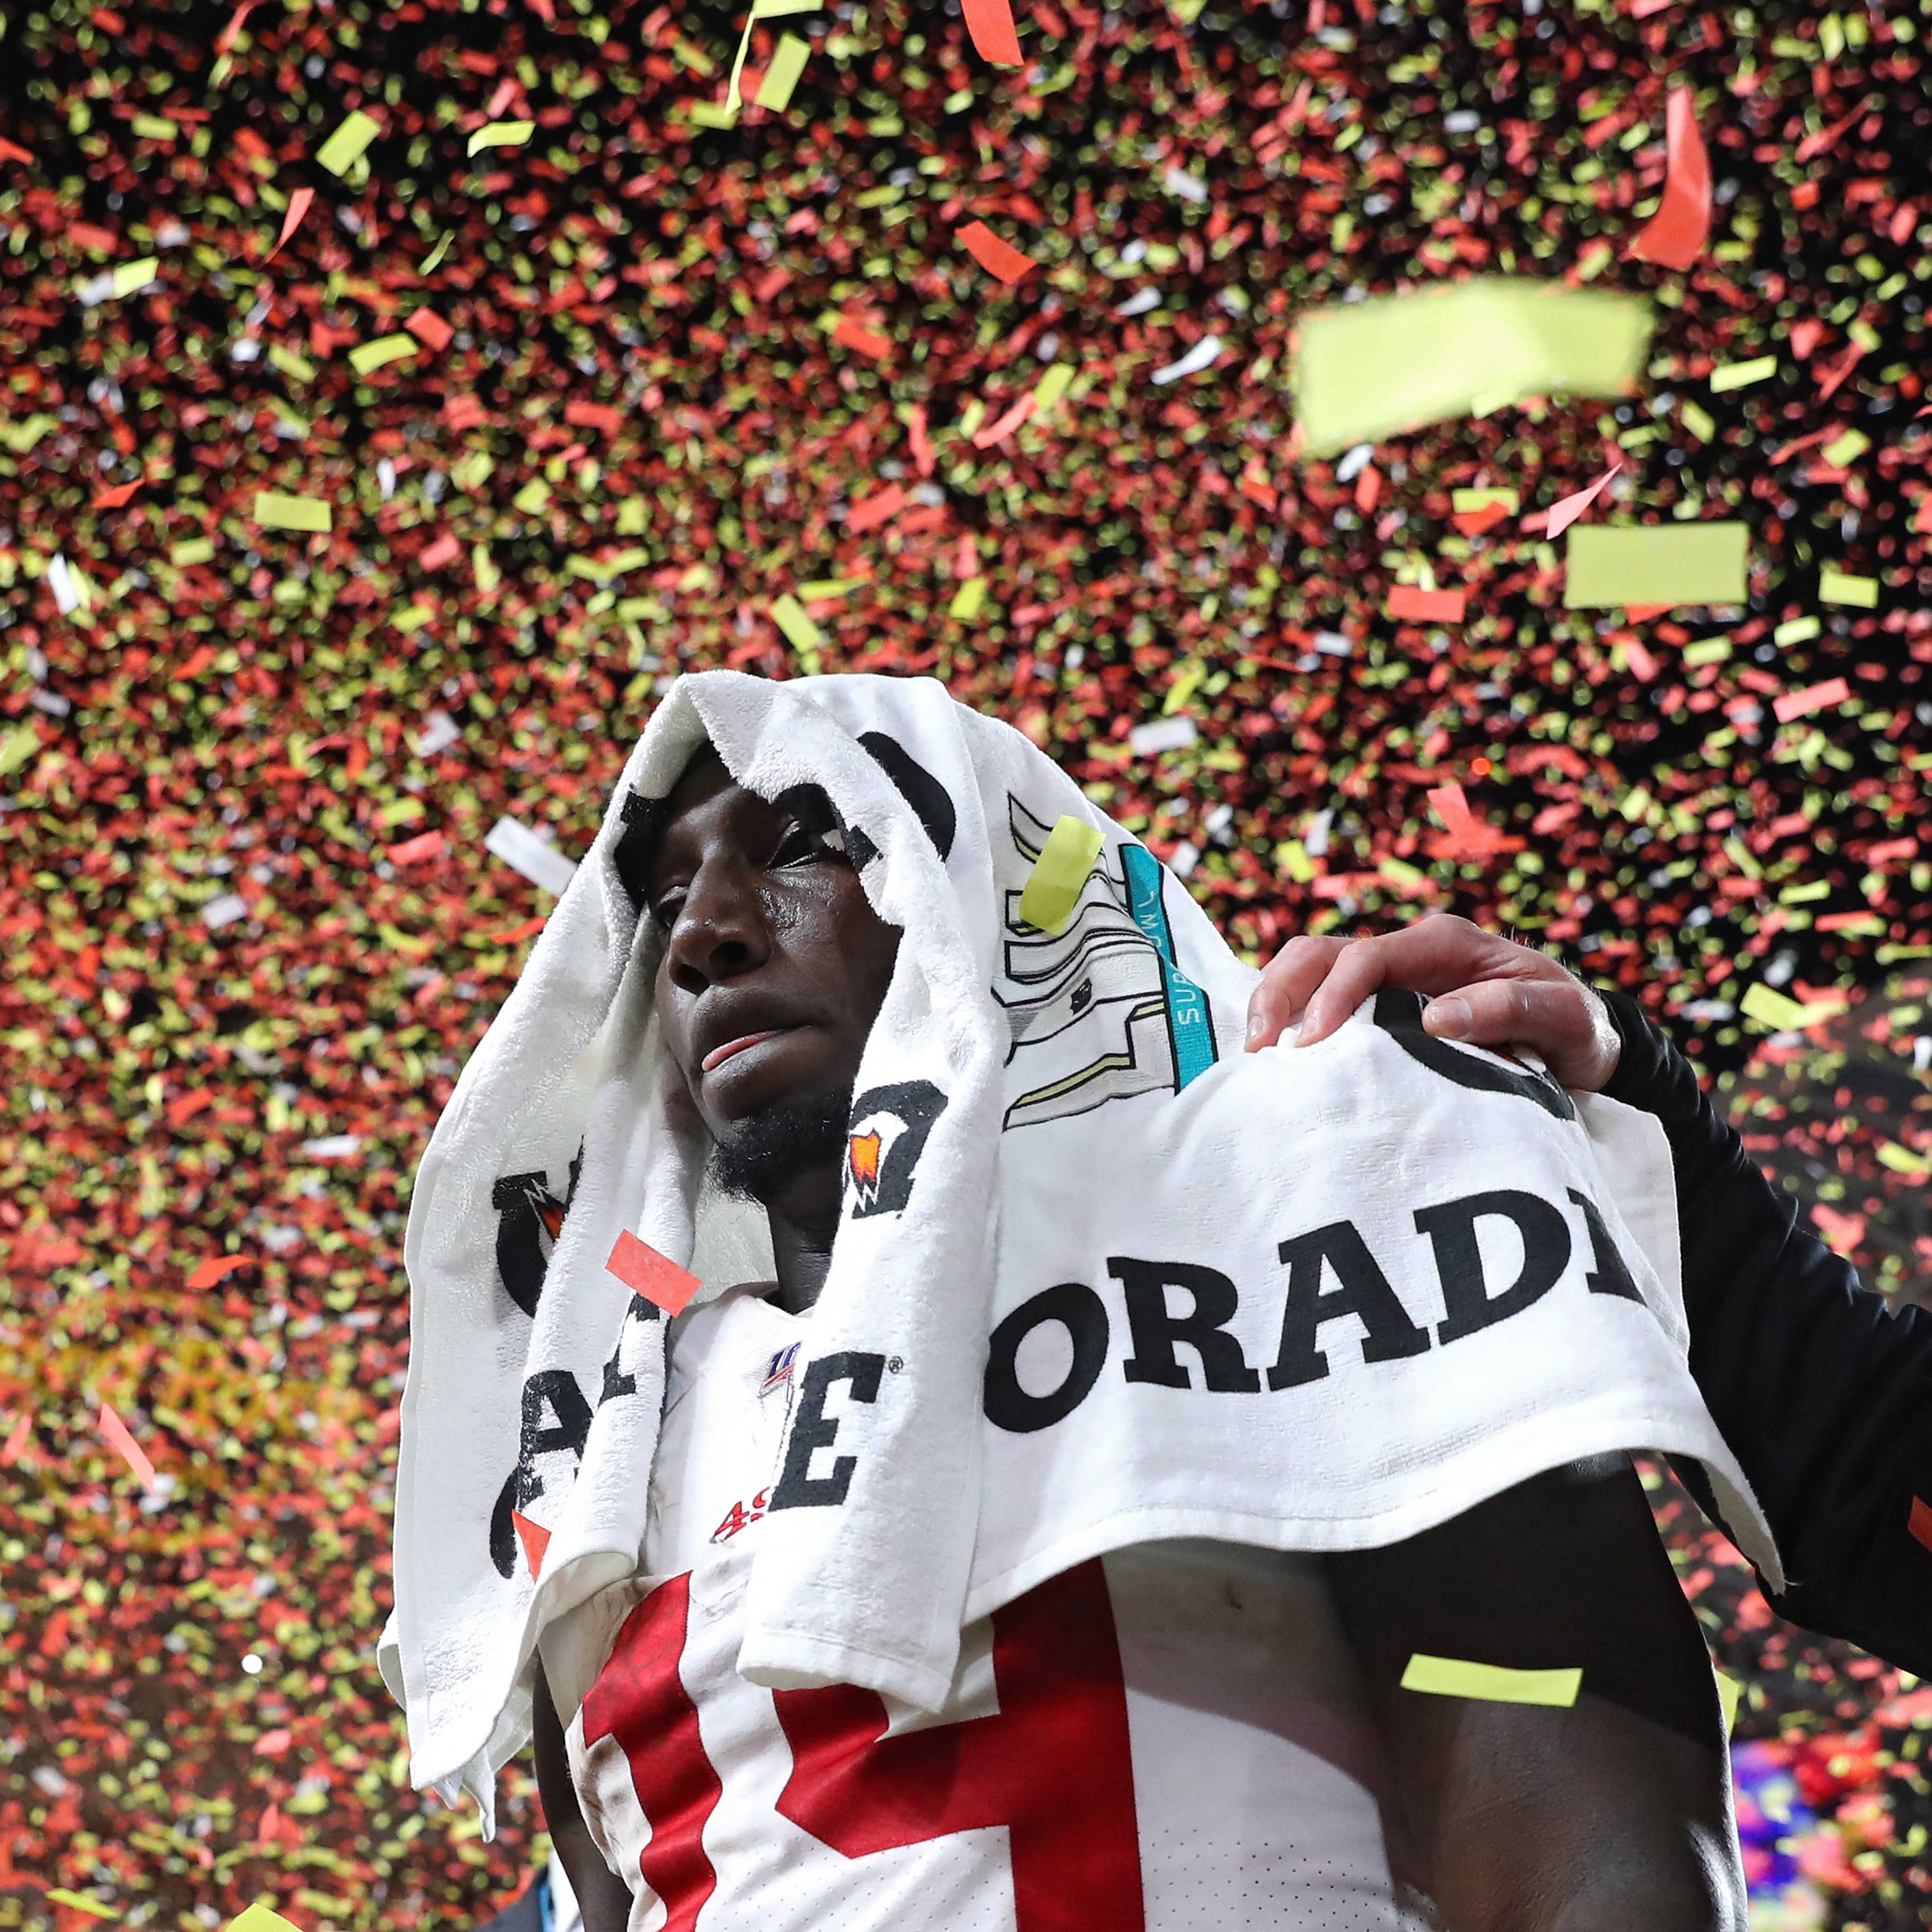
[844,1080,947,1219]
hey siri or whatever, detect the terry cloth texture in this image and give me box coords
[380,671,1778,1825]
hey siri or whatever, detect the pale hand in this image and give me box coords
[1244,914,1623,1093]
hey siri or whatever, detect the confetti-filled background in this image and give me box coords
[2,0,1930,1925]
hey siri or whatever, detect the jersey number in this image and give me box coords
[582,1560,1146,1932]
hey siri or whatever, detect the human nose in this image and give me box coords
[663,856,771,992]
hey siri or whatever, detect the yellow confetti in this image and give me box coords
[726,0,822,114]
[223,1907,305,1932]
[512,479,552,515]
[1563,524,1748,610]
[770,593,827,658]
[169,536,216,567]
[472,543,501,594]
[1682,638,1731,668]
[1,415,57,454]
[1716,1671,1742,1736]
[111,257,158,299]
[46,1893,118,1921]
[1773,615,1820,646]
[755,33,813,110]
[252,492,333,534]
[1400,1654,1582,1707]
[0,724,41,778]
[1273,838,1314,884]
[1740,983,1845,1032]
[1379,856,1427,893]
[348,334,417,377]
[269,343,316,383]
[466,121,536,157]
[797,578,857,599]
[1709,354,1776,393]
[1017,816,1105,936]
[1678,399,1715,442]
[130,114,179,140]
[315,110,381,177]
[1820,429,1870,468]
[1877,1142,1932,1177]
[1293,280,1651,456]
[1033,363,1075,414]
[1819,568,1878,609]
[391,604,433,633]
[1451,487,1520,513]
[419,230,454,276]
[949,576,987,621]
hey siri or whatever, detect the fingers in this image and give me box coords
[1245,935,1348,1049]
[1295,916,1520,1046]
[1421,977,1621,1091]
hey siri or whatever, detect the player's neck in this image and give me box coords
[764,1171,841,1314]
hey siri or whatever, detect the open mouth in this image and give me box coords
[701,1027,795,1074]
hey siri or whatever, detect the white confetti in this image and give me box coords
[47,554,82,615]
[1314,631,1354,657]
[415,710,462,758]
[1128,717,1198,756]
[1169,840,1201,879]
[1162,165,1208,205]
[201,892,248,930]
[299,1134,364,1160]
[1152,336,1222,386]
[486,816,579,896]
[1113,288,1161,319]
[1334,444,1375,482]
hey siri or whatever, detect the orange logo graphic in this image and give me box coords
[848,1131,883,1190]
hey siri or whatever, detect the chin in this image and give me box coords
[709,1088,853,1206]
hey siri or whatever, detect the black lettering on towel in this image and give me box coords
[771,1353,887,1510]
[1109,1257,1259,1392]
[1415,1190,1573,1345]
[1568,1189,1644,1303]
[984,1283,1111,1434]
[1269,1221,1432,1390]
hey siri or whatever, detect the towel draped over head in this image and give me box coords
[382,670,1776,1826]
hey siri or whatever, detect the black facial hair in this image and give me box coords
[708,1088,853,1206]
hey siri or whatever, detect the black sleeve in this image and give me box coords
[1598,987,1932,1676]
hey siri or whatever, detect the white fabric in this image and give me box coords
[381,669,1777,1822]
[552,1288,1433,1932]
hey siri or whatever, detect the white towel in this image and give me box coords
[381,670,1777,1826]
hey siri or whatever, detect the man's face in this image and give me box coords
[640,752,901,1162]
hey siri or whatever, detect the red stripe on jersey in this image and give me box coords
[582,1573,722,1929]
[772,1559,1146,1932]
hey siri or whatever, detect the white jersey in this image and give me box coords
[545,1290,1434,1932]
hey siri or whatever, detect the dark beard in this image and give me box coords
[709,1089,852,1208]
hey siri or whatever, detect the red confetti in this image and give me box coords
[186,1254,253,1291]
[956,221,1037,283]
[0,1414,31,1468]
[387,829,448,866]
[97,1403,158,1494]
[847,483,908,533]
[830,317,892,359]
[605,1230,701,1317]
[0,138,34,166]
[1773,678,1851,724]
[1386,584,1465,623]
[406,307,454,351]
[485,916,548,944]
[418,531,462,570]
[1911,1498,1932,1556]
[511,1510,551,1578]
[961,0,1022,64]
[91,480,144,509]
[264,185,314,264]
[1628,87,1711,272]
[1523,459,1623,540]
